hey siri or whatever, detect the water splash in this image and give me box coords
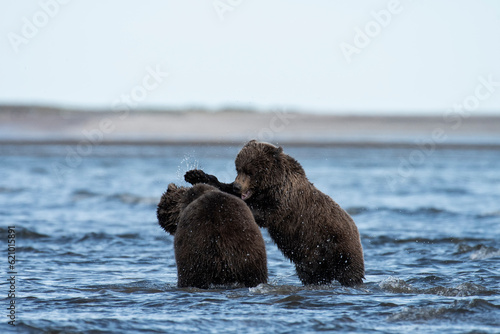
[176,153,201,182]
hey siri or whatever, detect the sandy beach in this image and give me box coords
[1,105,500,147]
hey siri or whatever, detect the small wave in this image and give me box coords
[366,236,450,246]
[58,251,87,257]
[75,280,173,296]
[76,232,114,242]
[0,227,49,239]
[30,166,49,175]
[424,283,491,297]
[457,243,485,254]
[250,284,305,295]
[43,231,142,244]
[379,276,415,294]
[58,297,104,305]
[419,275,444,284]
[390,206,462,218]
[411,207,448,215]
[476,210,500,218]
[346,206,370,216]
[71,189,158,206]
[72,189,101,201]
[347,206,456,217]
[388,305,450,322]
[368,236,490,247]
[274,295,307,305]
[108,193,159,206]
[17,246,48,254]
[0,186,24,193]
[249,283,352,296]
[455,244,500,260]
[99,280,172,294]
[116,233,141,239]
[470,246,500,260]
[388,299,500,322]
[380,277,493,297]
[438,187,469,195]
[16,318,168,334]
[74,232,143,243]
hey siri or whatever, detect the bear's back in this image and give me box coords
[174,189,267,288]
[178,190,252,230]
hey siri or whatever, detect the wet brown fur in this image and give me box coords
[157,183,268,288]
[234,141,365,286]
[185,140,364,287]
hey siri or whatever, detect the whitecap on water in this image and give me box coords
[378,276,415,294]
[470,246,500,260]
[380,277,491,297]
[388,305,449,322]
[455,243,500,260]
[425,283,488,297]
[249,283,302,295]
[388,299,499,323]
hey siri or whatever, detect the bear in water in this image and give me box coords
[185,140,364,287]
[157,183,268,288]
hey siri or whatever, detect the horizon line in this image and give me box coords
[1,102,499,118]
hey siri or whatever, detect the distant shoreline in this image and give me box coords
[1,105,500,147]
[2,139,500,150]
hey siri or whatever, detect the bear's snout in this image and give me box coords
[234,173,252,200]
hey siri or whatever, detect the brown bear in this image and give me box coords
[157,183,268,288]
[185,140,365,287]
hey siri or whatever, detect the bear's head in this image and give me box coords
[157,183,219,235]
[233,140,292,201]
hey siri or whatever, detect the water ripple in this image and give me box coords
[388,299,500,323]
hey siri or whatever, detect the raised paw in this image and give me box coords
[184,169,210,185]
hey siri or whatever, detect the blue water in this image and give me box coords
[0,143,499,333]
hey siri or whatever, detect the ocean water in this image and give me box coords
[0,143,499,333]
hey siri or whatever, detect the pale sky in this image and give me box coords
[1,0,500,115]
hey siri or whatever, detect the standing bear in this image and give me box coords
[185,140,365,287]
[157,183,268,288]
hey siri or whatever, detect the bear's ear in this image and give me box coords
[271,145,283,156]
[245,139,257,147]
[167,183,178,192]
[270,145,283,159]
